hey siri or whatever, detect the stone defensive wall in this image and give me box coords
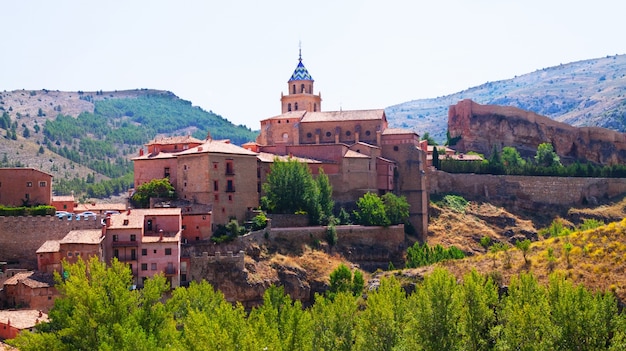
[0,215,102,269]
[183,224,406,271]
[428,170,626,208]
[188,250,245,281]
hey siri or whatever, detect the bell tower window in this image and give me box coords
[301,84,305,93]
[292,84,296,94]
[314,103,317,112]
[295,102,298,110]
[288,103,292,112]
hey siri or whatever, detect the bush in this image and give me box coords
[433,194,469,213]
[406,242,465,268]
[0,205,55,216]
[251,212,268,231]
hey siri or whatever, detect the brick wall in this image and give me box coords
[428,171,626,207]
[0,216,102,269]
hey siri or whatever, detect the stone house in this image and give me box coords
[1,271,56,312]
[0,309,48,341]
[101,208,182,288]
[0,168,52,207]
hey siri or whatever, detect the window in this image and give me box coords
[141,263,148,271]
[226,160,234,175]
[292,84,296,94]
[346,131,351,136]
[301,83,305,93]
[147,219,153,231]
[213,180,219,191]
[393,146,399,151]
[306,132,312,138]
[112,235,119,242]
[153,249,157,254]
[288,103,292,111]
[151,263,157,270]
[67,252,73,257]
[165,248,172,255]
[130,234,136,242]
[295,102,298,110]
[164,167,170,178]
[39,181,46,187]
[114,249,119,259]
[131,249,136,260]
[26,182,32,187]
[314,103,317,112]
[228,194,233,201]
[25,193,29,200]
[365,130,371,136]
[326,131,331,137]
[226,180,235,192]
[142,249,147,256]
[214,194,219,201]
[75,252,80,257]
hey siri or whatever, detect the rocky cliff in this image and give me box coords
[448,99,626,165]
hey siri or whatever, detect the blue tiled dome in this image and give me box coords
[289,59,313,81]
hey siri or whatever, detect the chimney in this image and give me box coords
[159,229,164,241]
[38,310,43,318]
[127,209,131,215]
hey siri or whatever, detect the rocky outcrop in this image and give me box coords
[448,99,626,165]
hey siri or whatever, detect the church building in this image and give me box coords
[247,51,428,236]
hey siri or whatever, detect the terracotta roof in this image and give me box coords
[256,152,322,163]
[0,168,53,178]
[60,229,103,245]
[300,109,385,123]
[132,152,178,161]
[176,140,258,156]
[74,202,127,213]
[145,135,204,146]
[36,240,60,253]
[382,128,416,135]
[0,309,49,330]
[3,271,55,289]
[344,150,370,158]
[52,195,75,202]
[142,231,181,243]
[108,208,181,230]
[260,110,307,123]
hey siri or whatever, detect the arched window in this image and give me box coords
[295,102,298,110]
[314,103,317,112]
[282,133,289,141]
[292,85,296,94]
[309,84,312,93]
[301,84,305,93]
[288,103,292,111]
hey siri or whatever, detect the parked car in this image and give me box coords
[55,211,73,220]
[76,211,97,220]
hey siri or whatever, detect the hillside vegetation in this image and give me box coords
[386,54,626,143]
[0,89,257,199]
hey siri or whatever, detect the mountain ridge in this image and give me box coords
[385,54,626,144]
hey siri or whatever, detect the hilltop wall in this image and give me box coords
[0,216,102,269]
[428,170,626,208]
[448,99,626,165]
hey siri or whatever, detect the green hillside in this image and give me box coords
[0,89,258,200]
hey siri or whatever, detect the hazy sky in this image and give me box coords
[3,0,624,129]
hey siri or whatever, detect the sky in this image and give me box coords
[3,0,625,130]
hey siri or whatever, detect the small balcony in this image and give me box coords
[164,266,177,275]
[111,240,139,248]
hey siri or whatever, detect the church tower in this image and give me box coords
[280,49,322,114]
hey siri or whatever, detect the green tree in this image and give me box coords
[422,132,437,146]
[501,146,526,170]
[402,268,460,351]
[328,264,364,299]
[432,146,441,169]
[131,178,175,208]
[494,273,557,351]
[354,192,390,226]
[262,158,320,223]
[354,277,408,351]
[457,270,498,351]
[10,257,180,350]
[316,168,334,222]
[311,292,357,351]
[535,142,561,167]
[381,192,410,225]
[515,239,531,265]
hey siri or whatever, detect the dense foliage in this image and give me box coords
[131,178,176,208]
[10,259,626,351]
[440,144,626,178]
[405,242,465,268]
[0,205,55,216]
[353,192,410,227]
[262,159,334,225]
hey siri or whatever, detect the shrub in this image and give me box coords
[406,242,465,268]
[251,212,268,231]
